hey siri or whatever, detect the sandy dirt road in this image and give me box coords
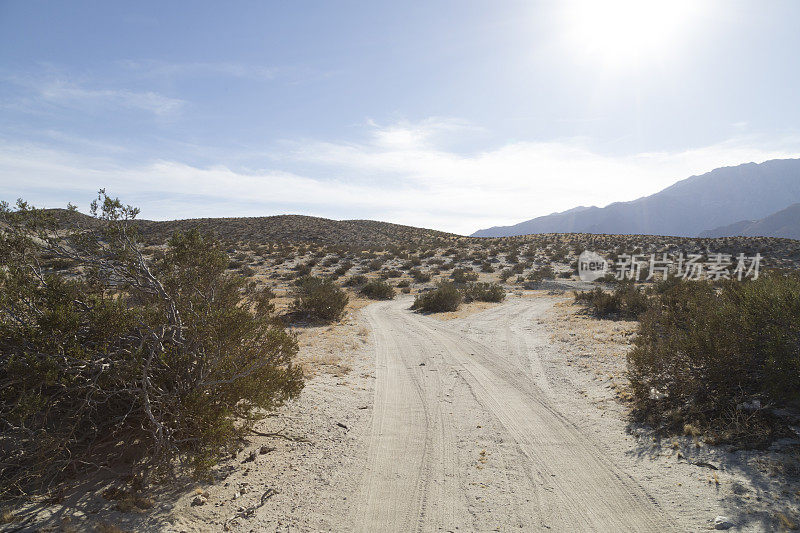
[351,296,675,532]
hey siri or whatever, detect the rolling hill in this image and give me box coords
[46,210,465,249]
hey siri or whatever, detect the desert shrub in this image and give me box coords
[360,279,396,300]
[549,245,568,262]
[344,274,368,287]
[400,287,411,294]
[409,268,432,283]
[367,259,384,271]
[411,282,463,313]
[239,264,256,276]
[463,282,505,303]
[381,268,402,278]
[628,274,800,445]
[527,265,554,282]
[291,276,349,321]
[574,280,647,319]
[651,273,683,294]
[599,271,618,284]
[42,257,76,271]
[0,196,303,498]
[451,268,478,284]
[498,268,513,282]
[480,261,495,273]
[333,260,353,278]
[293,262,312,276]
[396,279,410,288]
[403,256,422,268]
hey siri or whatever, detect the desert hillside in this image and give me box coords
[47,208,800,270]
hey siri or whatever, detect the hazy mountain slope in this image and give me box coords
[472,158,800,237]
[700,203,800,240]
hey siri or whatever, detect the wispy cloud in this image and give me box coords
[2,71,185,117]
[39,79,185,115]
[120,60,279,82]
[1,119,798,234]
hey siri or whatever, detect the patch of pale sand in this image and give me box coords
[428,299,499,321]
[543,297,637,397]
[293,295,373,378]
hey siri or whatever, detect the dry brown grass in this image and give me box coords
[94,521,129,533]
[546,297,638,399]
[0,508,16,525]
[776,511,799,530]
[430,300,497,321]
[294,296,372,378]
[100,487,154,513]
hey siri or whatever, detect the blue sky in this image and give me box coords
[1,0,799,234]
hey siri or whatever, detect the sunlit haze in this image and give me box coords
[561,0,709,69]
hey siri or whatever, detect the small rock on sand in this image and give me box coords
[714,515,733,529]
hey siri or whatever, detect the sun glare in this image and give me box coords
[562,0,706,69]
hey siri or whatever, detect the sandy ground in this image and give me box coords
[8,293,799,532]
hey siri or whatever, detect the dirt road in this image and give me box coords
[351,297,675,532]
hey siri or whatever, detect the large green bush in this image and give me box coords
[0,195,304,498]
[411,282,463,312]
[628,273,800,444]
[292,275,349,321]
[463,282,505,303]
[360,279,396,300]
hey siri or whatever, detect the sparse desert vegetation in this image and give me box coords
[5,198,800,531]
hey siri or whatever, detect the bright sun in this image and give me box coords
[562,0,706,69]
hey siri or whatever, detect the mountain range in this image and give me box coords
[700,202,800,240]
[472,158,800,238]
